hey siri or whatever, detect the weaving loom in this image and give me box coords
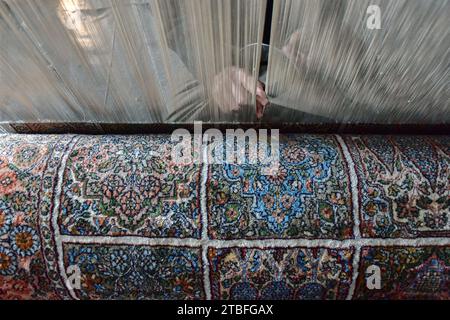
[0,0,449,301]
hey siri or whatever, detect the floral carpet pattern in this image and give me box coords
[0,134,448,300]
[59,135,201,238]
[208,135,354,239]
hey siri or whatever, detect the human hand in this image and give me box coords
[212,67,269,120]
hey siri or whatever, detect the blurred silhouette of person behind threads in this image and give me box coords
[57,0,269,121]
[274,0,449,123]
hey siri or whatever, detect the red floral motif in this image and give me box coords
[262,194,275,209]
[0,170,18,195]
[283,144,306,163]
[12,144,46,169]
[225,206,239,222]
[173,276,195,295]
[139,175,161,199]
[101,175,125,201]
[396,195,419,219]
[281,195,294,209]
[118,190,146,218]
[267,167,287,184]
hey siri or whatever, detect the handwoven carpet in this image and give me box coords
[0,134,448,299]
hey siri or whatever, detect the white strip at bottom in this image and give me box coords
[60,235,450,248]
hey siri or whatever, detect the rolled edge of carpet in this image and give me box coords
[0,133,448,300]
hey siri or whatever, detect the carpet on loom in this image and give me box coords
[0,134,448,299]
